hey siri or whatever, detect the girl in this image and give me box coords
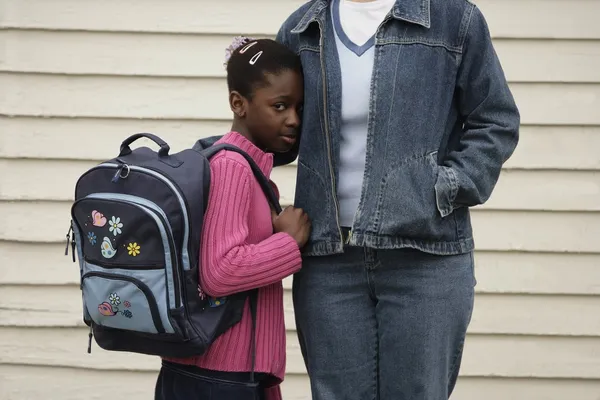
[277,0,520,399]
[155,38,309,400]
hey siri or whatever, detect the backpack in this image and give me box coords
[67,133,282,360]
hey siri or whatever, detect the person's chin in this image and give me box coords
[270,138,296,153]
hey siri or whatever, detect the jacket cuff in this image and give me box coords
[434,165,459,218]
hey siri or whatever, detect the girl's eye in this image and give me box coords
[274,103,286,111]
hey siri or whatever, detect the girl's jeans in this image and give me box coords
[293,244,476,400]
[155,361,266,400]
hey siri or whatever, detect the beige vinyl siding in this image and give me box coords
[1,0,599,399]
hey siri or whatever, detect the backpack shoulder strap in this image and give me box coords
[200,144,283,214]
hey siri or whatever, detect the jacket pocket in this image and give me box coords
[434,165,459,218]
[373,152,457,241]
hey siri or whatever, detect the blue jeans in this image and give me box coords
[155,361,266,400]
[293,246,475,400]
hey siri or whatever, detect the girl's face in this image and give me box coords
[241,69,304,153]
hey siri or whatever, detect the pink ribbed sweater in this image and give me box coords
[168,132,302,400]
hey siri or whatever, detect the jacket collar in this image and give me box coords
[217,132,274,177]
[291,0,431,34]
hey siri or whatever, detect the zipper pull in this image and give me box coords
[111,165,123,183]
[71,231,77,263]
[111,163,130,183]
[87,324,93,354]
[65,225,73,256]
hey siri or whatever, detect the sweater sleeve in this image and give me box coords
[200,156,302,297]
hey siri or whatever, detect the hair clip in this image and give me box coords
[239,42,258,54]
[249,51,263,65]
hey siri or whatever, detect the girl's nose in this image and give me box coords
[286,111,300,127]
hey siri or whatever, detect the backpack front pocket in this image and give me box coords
[72,193,181,311]
[72,193,186,336]
[82,271,166,334]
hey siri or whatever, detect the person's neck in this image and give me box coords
[230,120,265,151]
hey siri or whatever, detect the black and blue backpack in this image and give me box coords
[66,133,281,359]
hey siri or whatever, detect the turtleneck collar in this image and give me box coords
[217,131,274,177]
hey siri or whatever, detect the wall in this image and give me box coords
[1,1,600,398]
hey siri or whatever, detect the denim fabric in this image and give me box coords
[274,0,520,256]
[293,246,476,399]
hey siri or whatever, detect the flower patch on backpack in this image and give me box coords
[108,216,123,236]
[98,292,133,318]
[208,297,227,307]
[127,242,141,257]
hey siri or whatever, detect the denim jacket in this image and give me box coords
[268,0,520,257]
[203,0,519,257]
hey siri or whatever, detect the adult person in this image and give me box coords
[275,0,520,399]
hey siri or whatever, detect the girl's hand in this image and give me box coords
[272,206,311,248]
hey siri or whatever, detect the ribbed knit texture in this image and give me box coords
[167,132,301,400]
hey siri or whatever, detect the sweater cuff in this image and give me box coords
[271,232,302,271]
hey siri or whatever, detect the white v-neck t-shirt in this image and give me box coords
[333,0,396,227]
[339,0,396,47]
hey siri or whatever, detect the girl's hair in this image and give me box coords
[224,36,302,100]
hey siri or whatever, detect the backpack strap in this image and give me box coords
[248,289,259,383]
[200,143,283,214]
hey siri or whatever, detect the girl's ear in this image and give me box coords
[229,91,247,118]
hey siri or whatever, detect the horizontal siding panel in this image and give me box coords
[476,0,600,40]
[1,365,159,400]
[469,294,600,336]
[3,366,600,400]
[0,0,304,36]
[471,251,600,295]
[3,326,600,378]
[0,116,230,160]
[0,30,233,79]
[2,73,600,125]
[504,126,600,171]
[451,376,600,400]
[2,117,600,171]
[511,83,600,125]
[3,242,599,295]
[3,284,600,337]
[470,210,600,253]
[1,201,599,252]
[2,159,598,212]
[3,30,600,83]
[482,169,600,211]
[2,0,599,39]
[494,39,600,83]
[0,73,231,120]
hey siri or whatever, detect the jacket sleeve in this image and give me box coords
[200,156,302,297]
[435,5,520,217]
